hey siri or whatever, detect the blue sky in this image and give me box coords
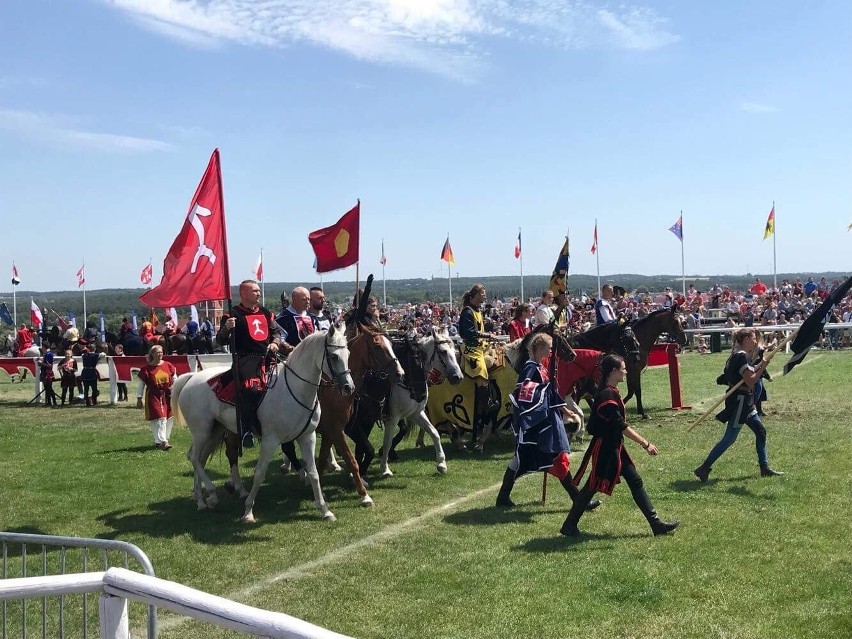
[2,0,850,293]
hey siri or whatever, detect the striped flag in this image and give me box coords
[763,205,775,240]
[440,236,455,266]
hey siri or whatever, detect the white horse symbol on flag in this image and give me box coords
[140,149,231,309]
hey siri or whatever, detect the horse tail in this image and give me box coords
[171,373,193,427]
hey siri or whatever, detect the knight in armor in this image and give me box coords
[561,354,678,537]
[217,280,282,447]
[694,328,783,482]
[458,284,498,442]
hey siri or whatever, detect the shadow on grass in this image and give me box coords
[515,534,627,553]
[444,506,566,527]
[96,474,336,544]
[100,445,164,454]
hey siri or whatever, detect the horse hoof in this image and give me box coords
[205,496,218,509]
[329,462,342,472]
[381,469,393,478]
[196,502,208,511]
[323,512,337,522]
[223,482,235,494]
[279,463,291,475]
[473,444,484,453]
[241,513,256,524]
[437,463,448,474]
[640,414,650,420]
[239,491,249,500]
[360,495,374,508]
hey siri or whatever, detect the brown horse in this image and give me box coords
[313,320,404,507]
[623,305,687,418]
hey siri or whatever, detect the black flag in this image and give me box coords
[783,275,852,375]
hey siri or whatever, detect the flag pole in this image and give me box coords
[82,261,87,332]
[595,219,601,297]
[519,226,524,303]
[12,277,17,327]
[680,211,686,297]
[447,234,453,309]
[259,247,265,308]
[772,201,777,291]
[382,242,387,310]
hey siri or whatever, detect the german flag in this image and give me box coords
[440,236,455,266]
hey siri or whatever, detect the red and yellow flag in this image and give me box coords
[763,205,775,240]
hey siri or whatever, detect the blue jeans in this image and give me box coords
[704,409,768,468]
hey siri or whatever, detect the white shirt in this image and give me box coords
[534,303,555,326]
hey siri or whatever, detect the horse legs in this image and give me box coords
[187,425,223,511]
[223,431,249,500]
[331,430,373,507]
[412,408,447,475]
[624,366,648,419]
[379,408,402,477]
[296,431,336,522]
[241,435,279,524]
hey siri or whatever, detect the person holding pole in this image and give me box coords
[495,333,600,512]
[694,328,783,482]
[218,280,282,448]
[459,284,498,444]
[561,354,678,537]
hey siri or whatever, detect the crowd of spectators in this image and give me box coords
[372,275,852,351]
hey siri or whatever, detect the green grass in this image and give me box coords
[1,352,851,638]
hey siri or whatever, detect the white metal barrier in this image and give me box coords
[0,532,157,639]
[0,568,353,639]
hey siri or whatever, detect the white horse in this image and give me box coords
[379,327,463,477]
[172,325,355,523]
[1,334,40,357]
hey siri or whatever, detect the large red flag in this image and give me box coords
[308,201,360,273]
[140,149,231,307]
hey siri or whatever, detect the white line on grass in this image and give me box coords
[150,478,520,635]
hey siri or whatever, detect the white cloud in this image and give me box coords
[102,0,680,78]
[0,108,176,153]
[741,102,778,113]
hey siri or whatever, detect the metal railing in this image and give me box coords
[0,533,156,639]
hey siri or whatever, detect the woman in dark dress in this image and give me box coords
[561,354,678,537]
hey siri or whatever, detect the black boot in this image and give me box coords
[495,468,516,507]
[760,464,784,477]
[560,473,601,511]
[624,466,679,536]
[694,462,712,483]
[560,484,594,536]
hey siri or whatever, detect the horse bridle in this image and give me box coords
[618,324,641,358]
[283,333,351,395]
[356,332,402,383]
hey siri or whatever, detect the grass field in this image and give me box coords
[1,351,851,639]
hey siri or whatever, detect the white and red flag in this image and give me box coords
[253,253,263,281]
[590,222,598,255]
[140,149,231,308]
[514,229,522,259]
[77,264,85,288]
[11,263,20,286]
[140,262,153,286]
[30,298,43,328]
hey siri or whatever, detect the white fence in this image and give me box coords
[0,567,353,639]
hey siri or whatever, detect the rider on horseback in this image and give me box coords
[218,280,282,449]
[459,284,499,443]
[13,323,34,356]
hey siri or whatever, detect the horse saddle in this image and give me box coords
[208,370,236,406]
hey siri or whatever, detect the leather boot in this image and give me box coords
[760,464,784,477]
[624,467,679,536]
[560,484,594,536]
[495,468,516,507]
[694,463,712,483]
[560,474,601,511]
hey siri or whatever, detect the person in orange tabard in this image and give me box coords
[138,345,177,450]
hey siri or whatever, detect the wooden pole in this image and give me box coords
[687,329,797,432]
[541,472,548,505]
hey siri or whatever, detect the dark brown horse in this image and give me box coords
[623,305,687,418]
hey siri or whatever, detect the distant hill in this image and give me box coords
[2,271,847,332]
